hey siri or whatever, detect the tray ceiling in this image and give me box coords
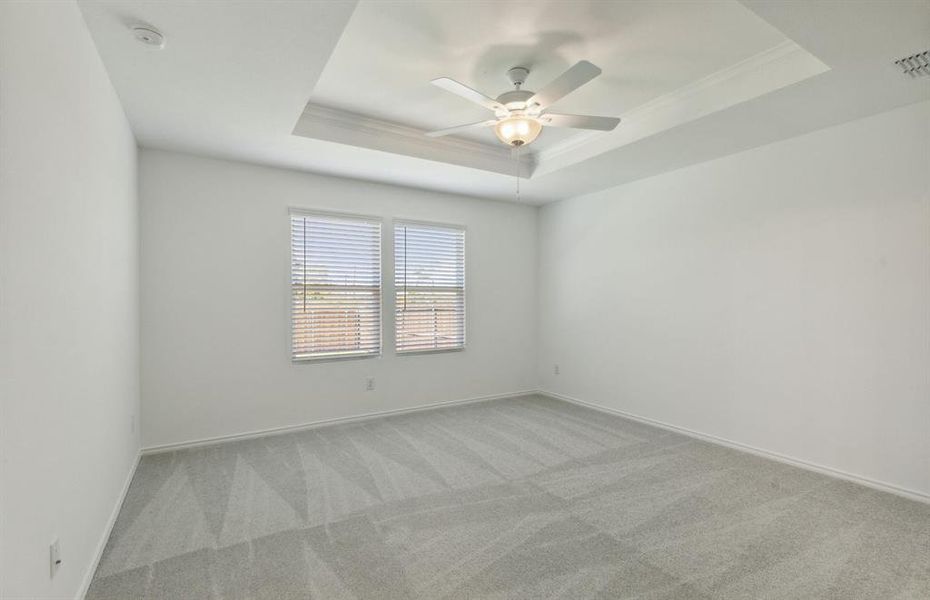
[305,0,789,152]
[79,0,930,203]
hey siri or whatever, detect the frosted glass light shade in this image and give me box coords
[494,116,542,147]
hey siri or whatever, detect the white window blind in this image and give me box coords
[394,221,465,353]
[290,211,382,360]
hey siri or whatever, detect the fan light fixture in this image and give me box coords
[494,115,542,147]
[427,62,620,149]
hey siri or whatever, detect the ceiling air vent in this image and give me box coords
[894,50,929,77]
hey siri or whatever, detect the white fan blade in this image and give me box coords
[431,78,503,112]
[527,61,602,109]
[426,119,498,138]
[540,113,620,131]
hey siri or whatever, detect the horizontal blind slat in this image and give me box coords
[395,221,465,353]
[291,214,382,359]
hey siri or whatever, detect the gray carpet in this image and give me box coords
[87,394,930,599]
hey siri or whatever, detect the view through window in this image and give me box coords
[290,211,382,360]
[394,221,465,353]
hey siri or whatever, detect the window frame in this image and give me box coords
[392,218,467,356]
[288,207,384,363]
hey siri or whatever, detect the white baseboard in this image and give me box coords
[142,390,538,455]
[77,451,141,600]
[538,390,930,505]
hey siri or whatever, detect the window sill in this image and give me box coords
[292,352,381,364]
[396,347,465,357]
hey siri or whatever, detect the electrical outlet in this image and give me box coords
[50,538,61,578]
[366,378,375,391]
[554,364,560,375]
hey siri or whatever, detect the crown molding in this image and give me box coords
[293,102,536,178]
[534,40,828,174]
[626,40,805,125]
[292,41,825,182]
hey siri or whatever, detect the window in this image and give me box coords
[290,211,381,360]
[394,221,465,353]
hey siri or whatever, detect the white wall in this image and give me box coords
[0,2,140,598]
[538,100,930,499]
[140,149,537,448]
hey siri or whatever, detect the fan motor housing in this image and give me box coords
[496,89,535,111]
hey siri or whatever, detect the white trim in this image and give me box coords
[619,41,806,126]
[293,102,536,178]
[392,217,467,232]
[537,41,806,165]
[141,390,536,455]
[537,390,930,505]
[396,347,465,356]
[533,40,829,176]
[288,205,384,224]
[77,452,141,600]
[299,102,506,157]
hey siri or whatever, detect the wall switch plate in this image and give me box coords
[50,538,61,578]
[366,378,375,391]
[554,364,560,375]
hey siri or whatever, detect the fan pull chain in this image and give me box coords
[512,145,520,202]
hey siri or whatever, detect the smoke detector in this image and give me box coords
[894,50,929,78]
[131,25,165,49]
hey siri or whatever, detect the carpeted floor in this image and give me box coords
[87,394,930,599]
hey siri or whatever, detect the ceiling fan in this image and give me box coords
[426,61,620,148]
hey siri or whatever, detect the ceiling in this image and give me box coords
[79,0,930,204]
[307,0,787,151]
